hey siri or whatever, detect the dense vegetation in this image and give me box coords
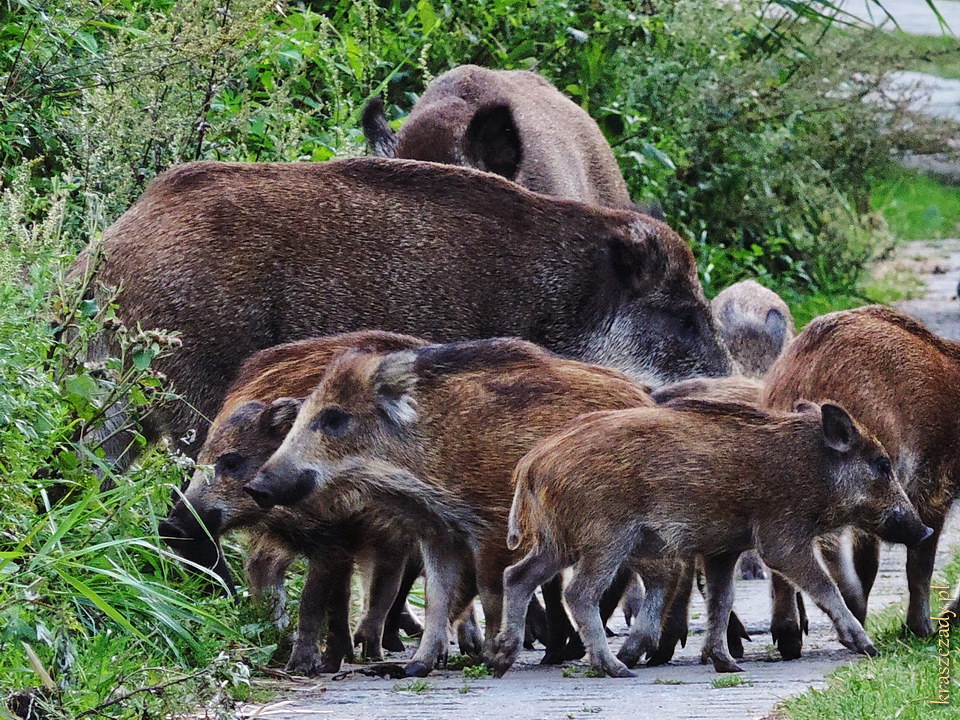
[0,1,956,717]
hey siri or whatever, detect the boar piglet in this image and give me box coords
[711,280,794,378]
[763,305,960,658]
[651,374,767,583]
[492,399,930,678]
[160,331,431,675]
[247,338,656,677]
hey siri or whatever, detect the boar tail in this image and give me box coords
[507,452,538,551]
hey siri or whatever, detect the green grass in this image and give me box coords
[889,32,960,80]
[711,674,749,689]
[872,167,960,241]
[782,551,960,720]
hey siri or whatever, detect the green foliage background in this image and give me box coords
[0,0,955,717]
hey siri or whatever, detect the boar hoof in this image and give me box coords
[603,662,636,679]
[604,625,616,638]
[353,631,385,661]
[381,631,406,653]
[286,651,341,677]
[540,650,566,665]
[399,611,424,637]
[404,660,433,678]
[646,627,686,666]
[712,658,743,674]
[771,620,804,660]
[906,615,933,638]
[560,636,586,661]
[616,648,642,669]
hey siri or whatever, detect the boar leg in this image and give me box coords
[820,532,868,625]
[456,605,484,656]
[765,546,877,657]
[617,561,671,668]
[490,547,563,677]
[286,555,353,676]
[906,517,943,637]
[565,553,636,678]
[600,567,635,636]
[525,596,549,649]
[770,572,806,660]
[541,574,582,664]
[245,544,295,632]
[383,556,424,650]
[699,552,742,673]
[354,553,406,661]
[852,534,881,614]
[405,538,469,677]
[646,559,694,666]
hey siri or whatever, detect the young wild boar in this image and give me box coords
[491,399,931,678]
[245,338,657,677]
[650,374,767,582]
[362,65,632,209]
[711,280,795,377]
[763,305,960,658]
[160,331,431,675]
[73,158,730,469]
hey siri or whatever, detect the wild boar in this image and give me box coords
[362,65,632,209]
[73,157,730,469]
[160,330,431,674]
[763,305,960,658]
[711,280,794,377]
[246,338,657,676]
[650,374,767,581]
[491,399,930,678]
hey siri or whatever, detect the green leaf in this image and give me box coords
[418,0,439,32]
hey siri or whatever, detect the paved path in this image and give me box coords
[838,0,957,36]
[238,242,960,720]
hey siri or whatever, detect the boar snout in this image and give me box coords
[159,503,235,595]
[244,467,317,509]
[878,505,932,548]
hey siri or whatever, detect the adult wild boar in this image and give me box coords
[74,158,730,466]
[245,338,658,676]
[160,331,432,674]
[362,65,632,209]
[491,399,930,678]
[763,305,960,658]
[711,280,794,378]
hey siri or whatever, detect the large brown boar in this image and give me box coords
[75,158,729,468]
[245,338,656,676]
[711,280,794,377]
[159,331,431,675]
[491,399,930,678]
[362,65,632,209]
[763,305,960,657]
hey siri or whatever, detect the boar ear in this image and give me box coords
[361,97,399,158]
[606,236,666,295]
[373,351,419,426]
[260,397,301,439]
[764,308,789,349]
[465,103,522,180]
[821,402,858,453]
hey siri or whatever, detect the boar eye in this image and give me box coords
[312,407,353,437]
[874,457,892,475]
[217,452,245,474]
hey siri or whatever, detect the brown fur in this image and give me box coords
[494,399,927,677]
[161,331,431,675]
[763,305,960,652]
[711,280,795,377]
[651,375,764,406]
[250,338,655,676]
[75,157,729,466]
[363,65,632,208]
